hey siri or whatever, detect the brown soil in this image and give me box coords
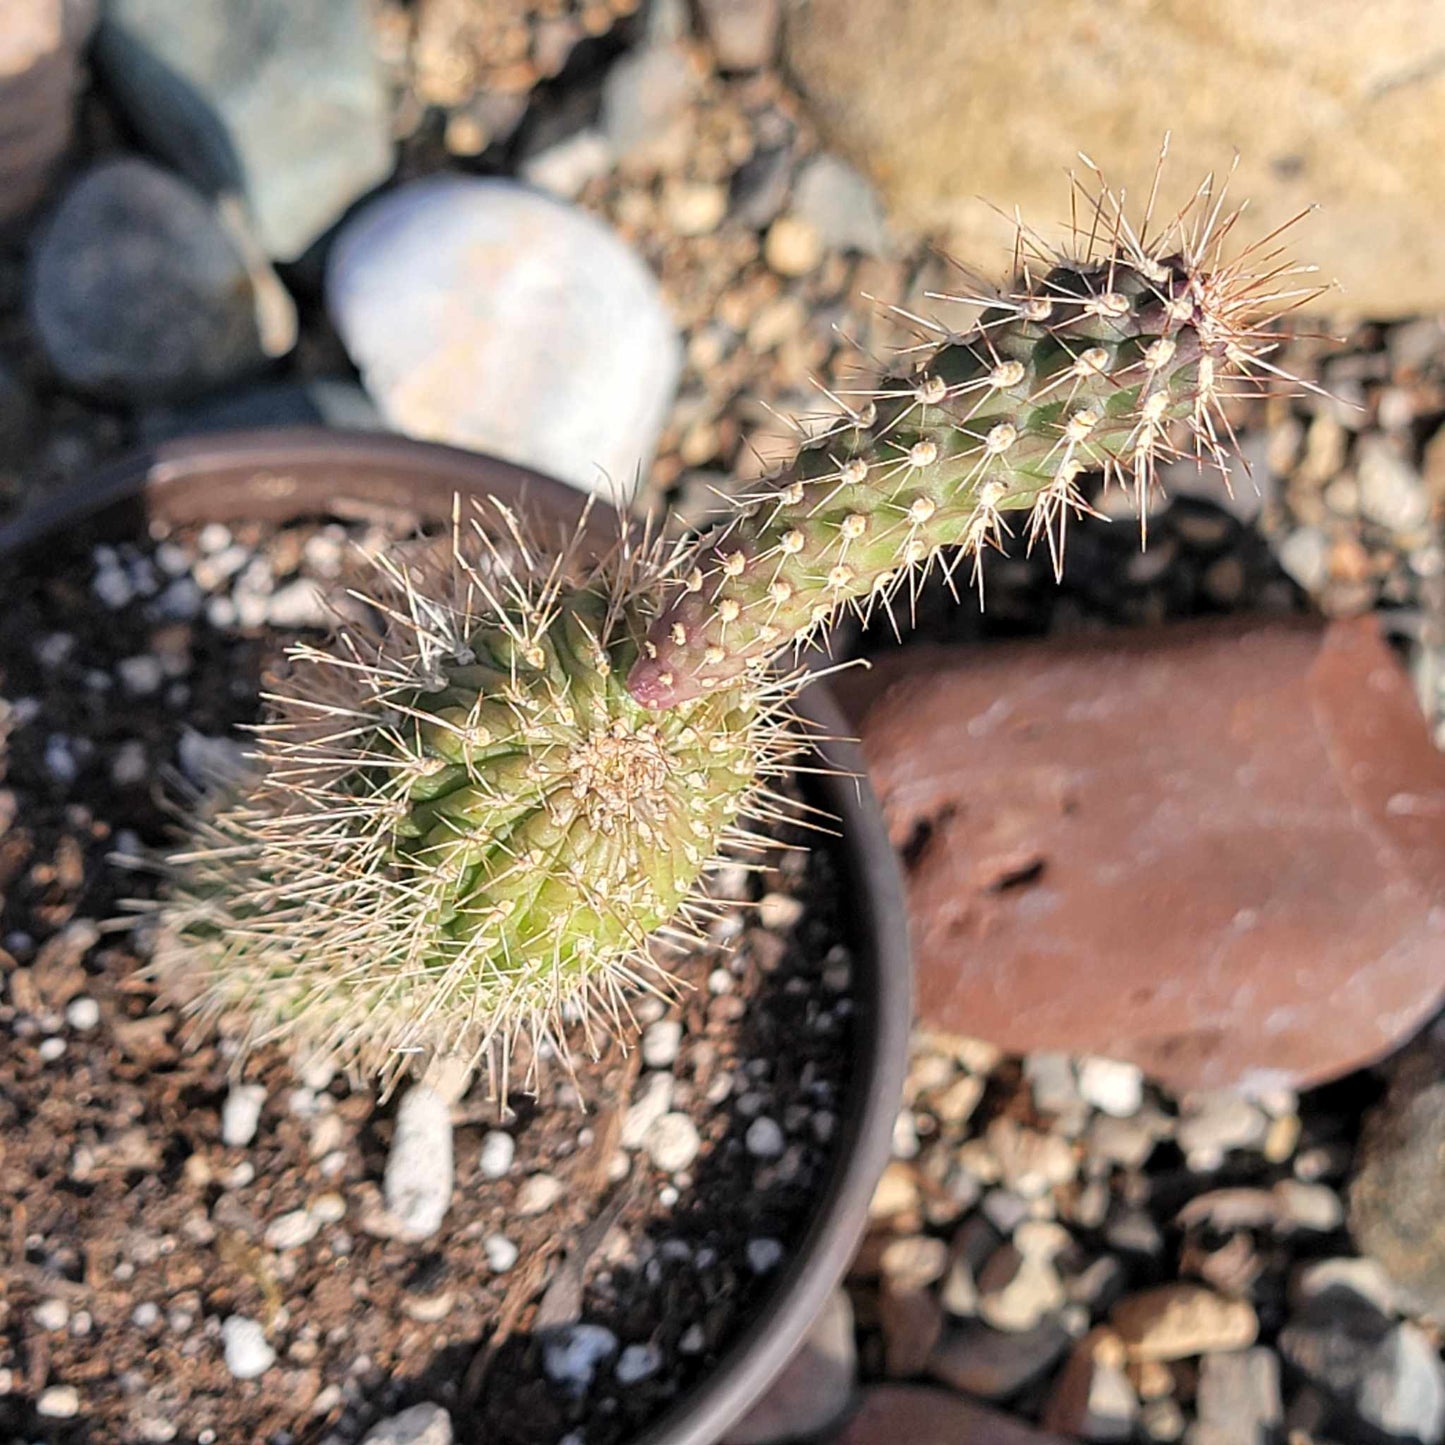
[0,506,855,1445]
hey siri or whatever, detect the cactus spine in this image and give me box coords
[628,196,1311,710]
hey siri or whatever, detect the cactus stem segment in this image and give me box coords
[628,161,1323,710]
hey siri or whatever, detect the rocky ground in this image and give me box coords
[2,1,1445,1443]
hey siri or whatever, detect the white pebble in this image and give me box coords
[131,1301,160,1328]
[155,541,190,576]
[205,595,238,628]
[177,730,249,790]
[745,1117,785,1160]
[310,1192,347,1225]
[360,1402,454,1445]
[309,1112,346,1158]
[192,543,250,590]
[264,1209,319,1250]
[93,566,133,609]
[621,1072,675,1149]
[641,1019,683,1069]
[646,1113,702,1173]
[110,741,148,787]
[117,655,164,697]
[707,968,734,995]
[758,892,804,930]
[65,997,100,1031]
[266,578,331,629]
[1077,1057,1145,1118]
[33,1298,70,1332]
[221,1084,267,1147]
[484,1235,519,1273]
[385,1084,454,1239]
[615,1341,662,1384]
[156,577,204,620]
[515,1172,563,1216]
[44,735,78,784]
[38,1036,66,1062]
[221,1316,275,1379]
[678,1323,706,1354]
[543,1324,618,1392]
[235,591,269,629]
[478,1130,516,1180]
[747,1238,784,1273]
[37,1384,80,1419]
[198,523,231,553]
[34,632,74,668]
[892,1109,920,1159]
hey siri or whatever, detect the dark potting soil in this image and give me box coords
[0,506,858,1445]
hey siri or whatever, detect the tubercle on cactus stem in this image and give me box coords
[628,165,1324,711]
[152,501,807,1097]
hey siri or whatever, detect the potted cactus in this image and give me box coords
[0,172,1303,1444]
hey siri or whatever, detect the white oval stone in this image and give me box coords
[478,1129,516,1180]
[327,178,681,499]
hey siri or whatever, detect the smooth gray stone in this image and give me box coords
[29,158,265,399]
[93,0,392,260]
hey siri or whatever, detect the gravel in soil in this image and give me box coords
[0,508,856,1445]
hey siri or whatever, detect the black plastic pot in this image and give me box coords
[0,428,912,1445]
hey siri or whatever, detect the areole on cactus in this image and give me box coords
[159,165,1315,1088]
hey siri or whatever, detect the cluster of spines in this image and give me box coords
[628,169,1319,709]
[159,503,799,1092]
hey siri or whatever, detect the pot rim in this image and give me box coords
[1,427,912,1445]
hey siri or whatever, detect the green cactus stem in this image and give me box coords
[628,206,1314,710]
[159,510,793,1088]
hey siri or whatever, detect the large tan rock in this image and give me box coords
[784,0,1445,317]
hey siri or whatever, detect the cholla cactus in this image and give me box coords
[627,168,1319,709]
[160,164,1312,1090]
[160,507,795,1090]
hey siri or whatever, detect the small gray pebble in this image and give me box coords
[747,1238,784,1273]
[543,1323,618,1393]
[745,1116,785,1160]
[615,1341,663,1384]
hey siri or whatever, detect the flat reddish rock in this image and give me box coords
[829,1385,1072,1445]
[838,617,1445,1094]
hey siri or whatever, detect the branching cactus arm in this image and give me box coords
[628,184,1319,710]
